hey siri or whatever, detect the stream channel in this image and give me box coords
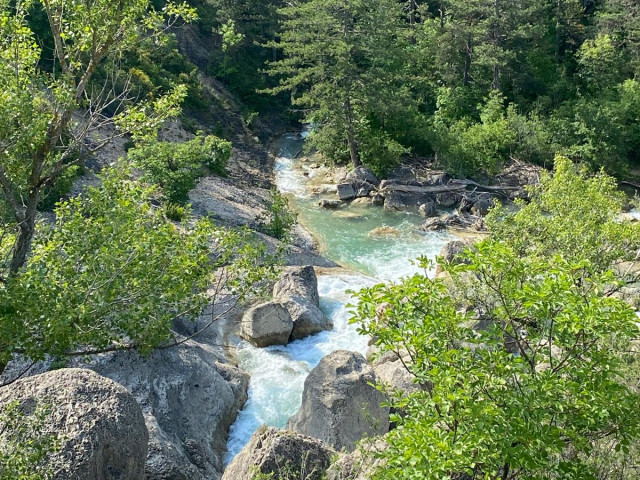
[224,131,457,462]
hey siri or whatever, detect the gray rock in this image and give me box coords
[369,350,419,396]
[471,197,494,216]
[388,165,416,183]
[282,297,334,340]
[346,166,379,186]
[428,172,451,185]
[287,351,389,452]
[421,213,454,231]
[273,266,332,340]
[354,181,376,198]
[439,240,470,265]
[337,183,357,201]
[222,426,335,480]
[84,338,249,480]
[418,201,438,218]
[371,193,385,206]
[383,191,422,211]
[326,437,388,480]
[319,199,342,209]
[0,368,148,480]
[436,191,460,207]
[273,266,321,307]
[241,301,293,347]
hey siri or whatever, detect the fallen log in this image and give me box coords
[449,179,521,192]
[380,183,467,195]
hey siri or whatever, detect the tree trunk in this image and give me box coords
[344,97,361,168]
[9,197,38,276]
[464,35,472,85]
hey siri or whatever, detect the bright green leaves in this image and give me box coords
[128,133,231,204]
[486,156,640,272]
[352,160,640,480]
[0,166,275,365]
[354,245,640,480]
[0,401,58,480]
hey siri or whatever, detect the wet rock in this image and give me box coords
[337,183,357,201]
[241,301,293,347]
[418,201,438,218]
[0,368,148,480]
[346,166,379,186]
[287,350,389,452]
[368,226,400,238]
[371,193,385,206]
[273,266,332,340]
[319,199,342,209]
[222,426,335,480]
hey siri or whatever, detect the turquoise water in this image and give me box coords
[224,133,453,462]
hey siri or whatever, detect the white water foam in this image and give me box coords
[225,132,453,462]
[224,274,374,463]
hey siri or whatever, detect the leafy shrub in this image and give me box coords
[260,190,297,241]
[163,203,187,222]
[128,134,232,204]
[37,165,81,211]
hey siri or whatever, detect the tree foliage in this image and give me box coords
[352,160,640,480]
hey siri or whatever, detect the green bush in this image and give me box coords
[128,134,231,204]
[260,190,297,241]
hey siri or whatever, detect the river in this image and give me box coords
[224,132,454,462]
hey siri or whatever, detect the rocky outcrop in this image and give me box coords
[337,183,357,201]
[241,301,294,347]
[287,350,389,452]
[273,266,332,340]
[326,437,388,480]
[0,368,148,480]
[319,199,342,209]
[273,265,321,306]
[222,426,335,480]
[367,349,419,396]
[346,166,379,186]
[80,338,250,480]
[422,213,486,232]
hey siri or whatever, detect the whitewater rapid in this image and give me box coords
[224,133,452,462]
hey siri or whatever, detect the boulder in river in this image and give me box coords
[346,166,379,186]
[273,266,332,340]
[287,350,389,452]
[436,191,461,208]
[319,199,342,209]
[337,183,357,201]
[0,368,148,480]
[241,301,293,347]
[368,226,400,238]
[418,201,438,218]
[222,426,335,480]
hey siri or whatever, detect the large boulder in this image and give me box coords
[0,368,148,480]
[286,351,389,452]
[439,240,471,265]
[222,426,335,480]
[273,266,320,307]
[418,201,438,218]
[383,191,434,212]
[273,266,332,340]
[241,301,293,347]
[337,183,357,201]
[281,297,333,340]
[84,337,249,480]
[346,166,379,186]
